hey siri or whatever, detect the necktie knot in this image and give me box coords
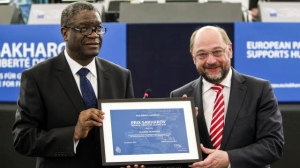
[211,84,224,93]
[77,68,90,77]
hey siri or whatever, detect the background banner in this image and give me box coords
[0,23,126,102]
[234,22,300,102]
[1,23,299,102]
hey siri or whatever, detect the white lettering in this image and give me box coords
[35,42,46,57]
[47,42,57,57]
[4,72,16,79]
[12,43,23,57]
[58,42,66,53]
[292,41,300,49]
[290,50,300,58]
[0,42,65,58]
[0,58,30,68]
[32,58,46,66]
[0,43,11,57]
[23,42,35,57]
[2,81,15,87]
[247,41,291,50]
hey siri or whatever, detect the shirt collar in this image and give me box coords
[64,49,97,77]
[202,67,232,93]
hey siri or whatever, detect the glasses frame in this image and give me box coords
[63,26,107,36]
[193,45,229,60]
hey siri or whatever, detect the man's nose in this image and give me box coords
[206,54,217,64]
[87,29,100,38]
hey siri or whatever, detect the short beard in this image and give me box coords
[198,66,230,84]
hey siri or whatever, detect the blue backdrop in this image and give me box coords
[234,22,300,102]
[0,23,126,102]
[1,23,300,102]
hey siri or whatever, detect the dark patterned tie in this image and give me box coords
[77,68,98,109]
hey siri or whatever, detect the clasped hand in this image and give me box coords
[189,144,229,168]
[74,108,104,140]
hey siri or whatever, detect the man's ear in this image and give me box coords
[190,50,196,64]
[228,44,233,59]
[61,27,68,41]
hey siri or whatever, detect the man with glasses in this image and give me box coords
[170,26,284,168]
[12,2,134,168]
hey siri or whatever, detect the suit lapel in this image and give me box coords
[95,58,110,99]
[54,52,85,112]
[221,69,247,149]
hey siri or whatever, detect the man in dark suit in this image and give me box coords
[170,26,284,168]
[12,2,134,168]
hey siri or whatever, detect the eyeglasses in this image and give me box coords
[194,47,227,60]
[63,26,107,36]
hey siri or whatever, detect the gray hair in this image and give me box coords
[61,1,100,27]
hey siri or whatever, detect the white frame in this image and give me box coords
[99,98,201,166]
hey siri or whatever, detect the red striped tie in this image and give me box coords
[210,84,225,150]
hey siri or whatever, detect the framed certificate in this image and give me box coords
[99,98,202,166]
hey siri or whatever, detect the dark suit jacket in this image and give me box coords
[170,68,284,168]
[12,52,134,168]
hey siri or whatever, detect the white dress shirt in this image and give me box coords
[202,68,232,167]
[64,50,98,98]
[202,68,232,133]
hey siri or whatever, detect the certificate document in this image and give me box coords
[100,98,201,166]
[111,108,188,155]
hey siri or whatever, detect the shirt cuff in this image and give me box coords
[73,139,79,154]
